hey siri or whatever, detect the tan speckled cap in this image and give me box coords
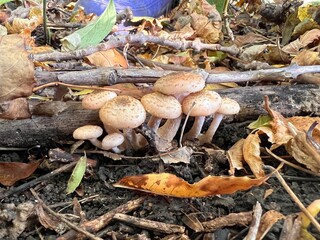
[182,90,222,116]
[82,90,117,110]
[218,98,240,115]
[73,125,103,140]
[99,95,146,129]
[153,72,205,96]
[141,92,182,119]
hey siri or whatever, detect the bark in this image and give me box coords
[0,84,319,147]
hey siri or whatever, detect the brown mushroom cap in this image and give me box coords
[182,90,221,116]
[217,98,240,115]
[141,92,182,119]
[99,95,146,129]
[82,90,117,110]
[73,125,103,140]
[153,72,205,96]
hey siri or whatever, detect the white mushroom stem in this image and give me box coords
[88,138,103,149]
[157,115,182,142]
[147,116,162,131]
[183,116,205,141]
[103,124,121,134]
[198,113,224,144]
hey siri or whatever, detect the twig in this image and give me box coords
[32,33,240,62]
[58,196,147,240]
[30,189,102,240]
[264,165,320,232]
[113,213,185,234]
[265,148,320,177]
[0,161,77,200]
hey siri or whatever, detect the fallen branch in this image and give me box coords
[32,33,240,62]
[34,64,320,87]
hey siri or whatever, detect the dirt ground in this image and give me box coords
[0,122,319,240]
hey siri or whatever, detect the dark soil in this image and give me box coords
[0,122,319,240]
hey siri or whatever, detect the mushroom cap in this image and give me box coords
[82,90,117,110]
[153,72,205,96]
[217,98,240,115]
[73,125,103,140]
[99,95,146,129]
[102,133,125,150]
[182,90,222,116]
[141,92,182,119]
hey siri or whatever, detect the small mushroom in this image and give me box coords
[82,90,117,110]
[153,72,206,142]
[101,133,125,153]
[198,97,240,144]
[99,95,146,149]
[141,92,182,131]
[73,125,104,148]
[182,90,221,141]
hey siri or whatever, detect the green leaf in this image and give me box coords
[0,0,13,6]
[248,115,272,130]
[207,0,227,14]
[66,154,87,194]
[61,0,116,51]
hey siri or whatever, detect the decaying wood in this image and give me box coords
[0,84,319,148]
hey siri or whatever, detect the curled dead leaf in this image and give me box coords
[114,173,269,198]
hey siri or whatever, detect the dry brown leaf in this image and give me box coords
[264,97,293,149]
[84,49,128,68]
[234,32,267,47]
[287,116,320,143]
[292,50,320,66]
[114,173,269,198]
[190,12,220,43]
[286,123,320,173]
[0,35,35,102]
[256,210,285,240]
[283,29,320,54]
[159,146,193,164]
[243,132,265,178]
[226,138,245,175]
[0,98,31,120]
[0,160,42,186]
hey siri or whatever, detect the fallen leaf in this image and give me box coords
[66,155,87,194]
[159,146,193,164]
[0,35,35,102]
[287,116,320,143]
[114,173,268,198]
[292,50,320,66]
[0,160,42,186]
[0,98,31,120]
[234,32,267,47]
[286,123,320,173]
[84,49,128,68]
[243,132,265,178]
[226,138,245,175]
[256,210,285,240]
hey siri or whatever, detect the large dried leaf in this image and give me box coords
[84,49,128,68]
[114,173,268,198]
[286,123,320,173]
[243,132,265,178]
[0,160,42,186]
[256,210,285,240]
[226,138,245,175]
[0,35,35,102]
[287,116,320,143]
[0,98,31,120]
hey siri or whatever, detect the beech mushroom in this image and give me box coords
[99,95,146,149]
[141,92,182,131]
[101,133,125,153]
[198,97,240,144]
[73,125,104,148]
[82,90,117,110]
[153,72,206,142]
[182,90,222,141]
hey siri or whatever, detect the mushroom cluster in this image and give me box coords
[72,72,240,152]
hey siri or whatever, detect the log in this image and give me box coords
[0,84,319,148]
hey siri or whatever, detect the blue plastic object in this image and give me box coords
[76,0,173,17]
